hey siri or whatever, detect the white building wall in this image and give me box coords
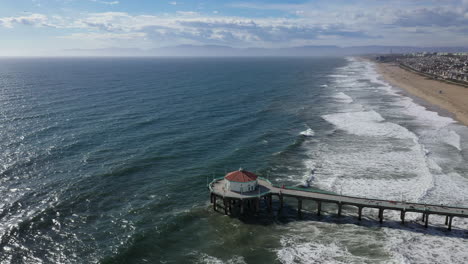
[227,180,258,193]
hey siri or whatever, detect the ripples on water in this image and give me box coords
[0,57,467,263]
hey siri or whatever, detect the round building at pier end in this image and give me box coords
[224,169,258,193]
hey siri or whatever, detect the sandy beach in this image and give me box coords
[375,62,468,126]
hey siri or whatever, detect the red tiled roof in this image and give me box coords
[225,169,258,182]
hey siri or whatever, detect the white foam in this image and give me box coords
[328,74,348,78]
[424,170,468,206]
[309,141,436,202]
[277,236,355,264]
[359,60,457,129]
[384,226,468,264]
[290,57,468,264]
[300,128,315,137]
[322,110,417,140]
[332,92,353,103]
[320,84,328,87]
[397,97,455,127]
[195,253,246,264]
[422,128,462,151]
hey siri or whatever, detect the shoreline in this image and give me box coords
[373,61,468,126]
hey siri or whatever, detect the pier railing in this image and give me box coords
[208,176,273,198]
[209,176,468,211]
[207,176,224,192]
[208,176,468,230]
[273,184,337,195]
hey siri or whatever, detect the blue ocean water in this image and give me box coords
[1,57,467,263]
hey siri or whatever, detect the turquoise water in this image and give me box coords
[1,57,467,263]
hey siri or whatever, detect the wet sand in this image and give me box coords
[375,62,468,126]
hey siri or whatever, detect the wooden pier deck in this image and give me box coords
[209,178,468,231]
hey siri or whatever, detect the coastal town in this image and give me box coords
[376,53,468,85]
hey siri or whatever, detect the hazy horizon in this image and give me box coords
[1,0,468,56]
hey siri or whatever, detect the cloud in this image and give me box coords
[231,0,468,28]
[176,11,199,16]
[393,7,468,27]
[75,12,131,32]
[61,32,146,40]
[90,0,119,5]
[1,1,468,48]
[177,19,379,43]
[67,12,380,47]
[0,13,50,28]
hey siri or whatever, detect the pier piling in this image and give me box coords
[298,199,302,218]
[223,199,228,215]
[268,194,272,212]
[213,195,217,211]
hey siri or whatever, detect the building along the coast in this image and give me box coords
[397,53,468,84]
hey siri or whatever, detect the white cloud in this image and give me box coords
[63,13,383,47]
[176,11,199,16]
[0,13,50,28]
[61,32,146,40]
[2,0,468,48]
[169,1,177,5]
[52,9,468,47]
[91,0,119,5]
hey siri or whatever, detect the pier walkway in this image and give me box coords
[209,178,468,231]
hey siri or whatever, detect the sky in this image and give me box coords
[0,0,468,55]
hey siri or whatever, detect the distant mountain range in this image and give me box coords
[64,45,468,57]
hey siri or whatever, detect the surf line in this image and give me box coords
[208,169,468,231]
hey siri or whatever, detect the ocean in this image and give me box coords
[0,57,467,263]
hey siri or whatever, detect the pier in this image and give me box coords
[209,177,468,231]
